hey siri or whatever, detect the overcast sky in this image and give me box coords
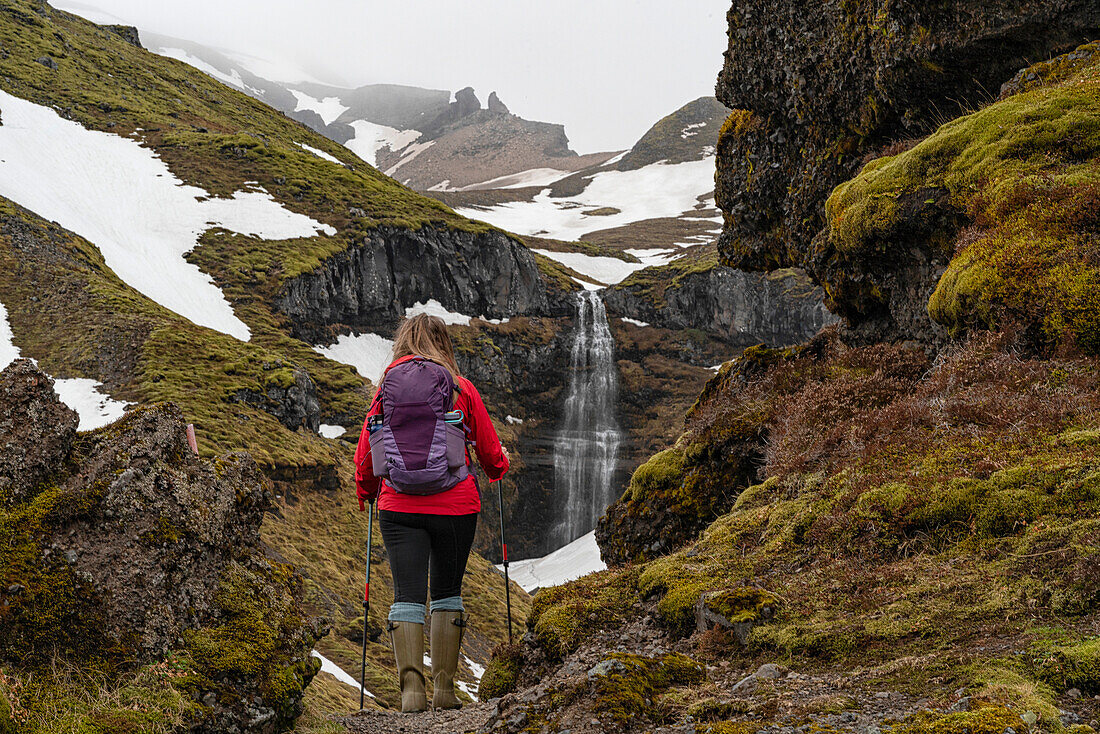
[54,1,730,153]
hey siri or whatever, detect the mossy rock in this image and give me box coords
[478,642,524,699]
[589,653,705,727]
[528,568,640,660]
[824,43,1100,351]
[1036,638,1100,695]
[886,704,1027,733]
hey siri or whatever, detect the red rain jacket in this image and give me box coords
[354,355,509,514]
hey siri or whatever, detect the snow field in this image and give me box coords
[0,91,335,342]
[531,249,650,287]
[461,167,572,191]
[621,318,650,327]
[289,90,349,126]
[345,120,422,168]
[313,332,395,385]
[504,530,607,593]
[0,300,131,431]
[454,156,717,244]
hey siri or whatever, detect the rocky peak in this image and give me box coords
[488,90,510,115]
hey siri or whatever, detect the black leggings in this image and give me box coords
[379,510,478,604]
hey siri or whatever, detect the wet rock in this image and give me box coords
[605,265,835,346]
[275,225,551,343]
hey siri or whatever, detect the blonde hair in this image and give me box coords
[389,313,461,378]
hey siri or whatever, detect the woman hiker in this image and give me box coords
[353,313,510,713]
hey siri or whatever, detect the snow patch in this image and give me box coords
[621,318,650,327]
[296,142,341,165]
[288,89,348,126]
[385,140,435,177]
[310,650,375,699]
[455,157,716,244]
[504,531,606,593]
[0,91,333,341]
[602,150,628,166]
[0,301,131,431]
[531,249,648,287]
[319,424,346,439]
[462,167,572,191]
[156,47,259,94]
[345,120,421,168]
[505,415,524,425]
[681,121,707,139]
[314,332,394,384]
[404,299,472,326]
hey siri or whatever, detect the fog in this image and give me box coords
[54,0,730,152]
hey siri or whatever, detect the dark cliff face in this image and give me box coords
[604,266,836,347]
[714,0,1100,339]
[274,225,550,342]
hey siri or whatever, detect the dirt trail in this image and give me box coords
[339,701,497,734]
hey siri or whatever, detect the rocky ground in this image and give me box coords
[337,604,1100,734]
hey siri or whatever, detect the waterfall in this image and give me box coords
[551,291,622,546]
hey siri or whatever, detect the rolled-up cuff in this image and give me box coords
[430,596,464,612]
[388,602,426,624]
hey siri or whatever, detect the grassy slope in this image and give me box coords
[0,0,531,723]
[503,46,1100,734]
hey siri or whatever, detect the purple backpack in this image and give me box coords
[368,357,469,495]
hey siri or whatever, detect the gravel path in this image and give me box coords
[339,702,497,734]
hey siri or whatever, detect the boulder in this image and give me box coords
[0,359,77,505]
[0,361,320,732]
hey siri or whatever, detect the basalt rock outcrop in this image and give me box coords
[604,261,836,346]
[0,359,320,733]
[715,0,1100,340]
[275,225,550,343]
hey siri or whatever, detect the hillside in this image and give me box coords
[422,13,1100,734]
[0,1,540,728]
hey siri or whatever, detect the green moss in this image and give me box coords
[695,723,761,734]
[478,643,524,699]
[825,48,1100,351]
[886,704,1026,734]
[589,653,704,726]
[182,561,318,718]
[528,568,640,660]
[705,588,781,625]
[1036,638,1100,695]
[628,447,687,504]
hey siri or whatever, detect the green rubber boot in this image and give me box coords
[430,610,467,710]
[388,621,427,713]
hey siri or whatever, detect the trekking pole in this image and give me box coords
[494,479,514,642]
[359,500,374,710]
